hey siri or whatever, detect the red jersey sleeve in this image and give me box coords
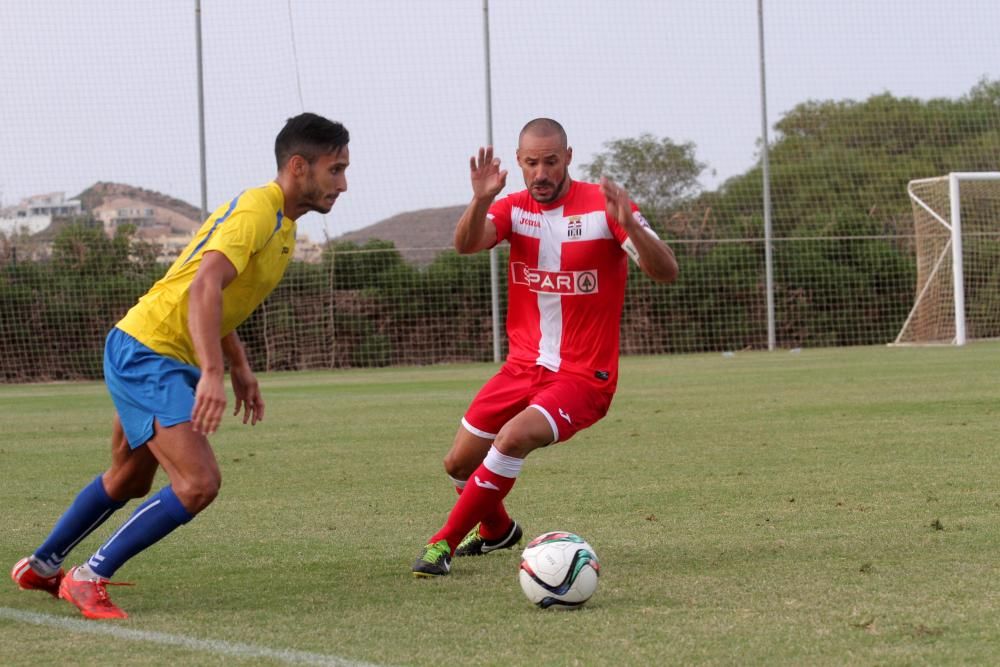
[486,195,514,245]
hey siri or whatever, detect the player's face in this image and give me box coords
[301,147,350,214]
[517,134,572,204]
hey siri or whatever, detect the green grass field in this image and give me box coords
[2,344,1000,666]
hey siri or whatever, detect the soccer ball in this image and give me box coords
[518,531,600,609]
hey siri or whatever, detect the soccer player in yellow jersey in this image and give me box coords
[10,113,350,619]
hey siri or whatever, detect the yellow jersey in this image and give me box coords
[116,182,296,366]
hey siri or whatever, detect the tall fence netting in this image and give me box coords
[1,2,999,381]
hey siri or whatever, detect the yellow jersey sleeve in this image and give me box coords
[200,188,281,274]
[115,182,295,366]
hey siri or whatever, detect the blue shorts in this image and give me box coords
[103,327,201,449]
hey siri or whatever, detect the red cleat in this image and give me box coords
[58,566,131,620]
[11,557,64,599]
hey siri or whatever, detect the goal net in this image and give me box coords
[894,172,1000,345]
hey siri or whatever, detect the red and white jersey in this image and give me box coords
[487,180,657,392]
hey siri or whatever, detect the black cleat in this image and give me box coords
[411,540,452,578]
[455,520,523,557]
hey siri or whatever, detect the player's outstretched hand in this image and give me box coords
[230,364,264,426]
[191,372,227,435]
[600,176,633,228]
[470,146,507,201]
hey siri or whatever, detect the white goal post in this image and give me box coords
[894,172,1000,346]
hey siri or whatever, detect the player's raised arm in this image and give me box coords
[601,176,678,284]
[454,146,506,254]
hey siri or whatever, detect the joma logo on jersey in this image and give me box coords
[511,262,598,295]
[566,216,583,239]
[511,208,544,228]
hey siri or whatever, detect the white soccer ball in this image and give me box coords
[518,531,600,610]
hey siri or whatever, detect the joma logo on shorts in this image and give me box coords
[511,262,598,295]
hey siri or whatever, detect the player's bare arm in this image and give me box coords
[601,176,679,284]
[188,250,239,434]
[454,146,507,254]
[222,331,264,426]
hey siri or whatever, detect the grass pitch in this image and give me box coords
[2,344,1000,666]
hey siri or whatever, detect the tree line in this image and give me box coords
[2,81,999,381]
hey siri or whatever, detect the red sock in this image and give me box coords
[480,502,512,540]
[453,485,512,540]
[434,463,516,551]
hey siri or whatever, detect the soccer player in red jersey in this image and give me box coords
[412,118,678,576]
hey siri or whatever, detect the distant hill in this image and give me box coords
[334,204,465,264]
[69,184,468,264]
[76,182,201,220]
[76,182,202,234]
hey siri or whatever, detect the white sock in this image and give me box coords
[27,555,60,578]
[73,563,105,582]
[483,446,524,479]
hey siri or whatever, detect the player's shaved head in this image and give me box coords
[517,118,572,203]
[519,118,567,149]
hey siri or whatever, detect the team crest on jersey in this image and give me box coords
[566,216,583,239]
[511,261,598,295]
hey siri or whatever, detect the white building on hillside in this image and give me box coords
[96,206,156,234]
[0,192,82,236]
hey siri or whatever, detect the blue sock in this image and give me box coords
[88,486,193,579]
[34,474,127,573]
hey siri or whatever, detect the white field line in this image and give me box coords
[0,607,388,667]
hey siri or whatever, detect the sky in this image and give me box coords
[1,0,998,243]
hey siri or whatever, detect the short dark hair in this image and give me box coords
[519,118,567,148]
[274,112,349,169]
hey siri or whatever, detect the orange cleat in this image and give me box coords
[58,566,131,620]
[11,557,64,599]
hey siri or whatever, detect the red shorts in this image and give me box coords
[462,362,614,444]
